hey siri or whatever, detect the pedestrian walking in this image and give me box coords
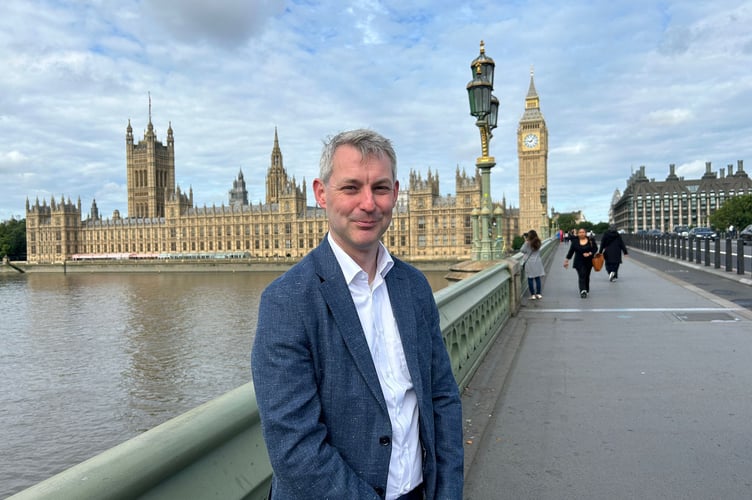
[521,229,545,300]
[563,227,598,298]
[599,226,628,282]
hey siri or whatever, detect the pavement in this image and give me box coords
[461,242,752,500]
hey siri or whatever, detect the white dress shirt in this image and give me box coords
[328,235,422,500]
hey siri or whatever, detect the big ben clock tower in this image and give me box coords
[517,68,549,236]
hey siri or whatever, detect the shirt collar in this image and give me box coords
[327,233,394,285]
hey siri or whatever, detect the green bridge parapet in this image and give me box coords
[10,240,557,500]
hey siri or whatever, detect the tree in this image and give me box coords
[0,218,26,261]
[592,222,610,234]
[709,194,752,233]
[554,213,612,237]
[511,235,525,251]
[557,213,578,233]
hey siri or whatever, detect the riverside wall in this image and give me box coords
[1,258,463,274]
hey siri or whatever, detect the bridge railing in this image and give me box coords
[10,240,557,500]
[624,234,750,277]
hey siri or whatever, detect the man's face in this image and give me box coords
[313,144,398,260]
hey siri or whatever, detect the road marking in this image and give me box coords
[535,307,743,313]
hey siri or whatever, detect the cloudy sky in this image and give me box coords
[2,1,751,225]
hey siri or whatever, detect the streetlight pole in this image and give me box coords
[539,186,547,238]
[466,40,500,260]
[550,206,557,239]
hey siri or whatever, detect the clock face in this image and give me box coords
[524,133,539,148]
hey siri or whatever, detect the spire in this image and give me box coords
[229,167,249,207]
[526,66,538,100]
[126,118,134,144]
[267,128,288,204]
[270,127,283,169]
[146,92,154,135]
[521,66,544,122]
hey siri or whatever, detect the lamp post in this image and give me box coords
[539,186,548,238]
[467,40,499,260]
[550,206,557,239]
[493,205,504,254]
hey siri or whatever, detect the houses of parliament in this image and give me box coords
[24,125,514,264]
[25,75,554,265]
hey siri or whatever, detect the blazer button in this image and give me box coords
[374,486,385,497]
[379,436,391,446]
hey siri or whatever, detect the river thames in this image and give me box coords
[0,269,450,497]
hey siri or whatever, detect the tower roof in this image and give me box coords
[526,66,538,99]
[520,66,545,123]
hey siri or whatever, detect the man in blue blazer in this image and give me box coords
[252,129,463,499]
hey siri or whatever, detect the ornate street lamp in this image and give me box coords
[539,186,548,238]
[467,40,500,260]
[550,206,557,239]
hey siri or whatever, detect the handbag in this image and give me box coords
[592,252,604,272]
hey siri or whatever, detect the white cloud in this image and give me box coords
[143,0,286,48]
[0,150,29,168]
[676,160,706,179]
[2,0,752,224]
[646,108,693,126]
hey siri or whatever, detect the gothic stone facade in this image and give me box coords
[517,71,549,236]
[26,123,518,264]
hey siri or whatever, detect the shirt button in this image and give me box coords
[379,436,391,446]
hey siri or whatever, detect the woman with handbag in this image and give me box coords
[563,227,598,298]
[521,230,545,300]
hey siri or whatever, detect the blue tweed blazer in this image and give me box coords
[251,238,463,499]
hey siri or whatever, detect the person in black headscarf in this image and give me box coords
[564,227,598,298]
[599,227,628,282]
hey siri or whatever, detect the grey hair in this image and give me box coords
[318,129,397,183]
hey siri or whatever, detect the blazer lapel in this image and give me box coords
[385,265,424,404]
[313,241,387,411]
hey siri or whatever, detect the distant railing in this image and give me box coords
[623,234,750,277]
[9,241,557,500]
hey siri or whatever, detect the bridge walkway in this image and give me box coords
[461,242,752,500]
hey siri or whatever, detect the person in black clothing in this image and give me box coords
[599,227,628,282]
[563,227,598,298]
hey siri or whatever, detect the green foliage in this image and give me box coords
[592,222,610,234]
[0,218,26,260]
[709,194,752,232]
[556,218,611,237]
[557,213,578,232]
[511,235,525,251]
[551,212,612,238]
